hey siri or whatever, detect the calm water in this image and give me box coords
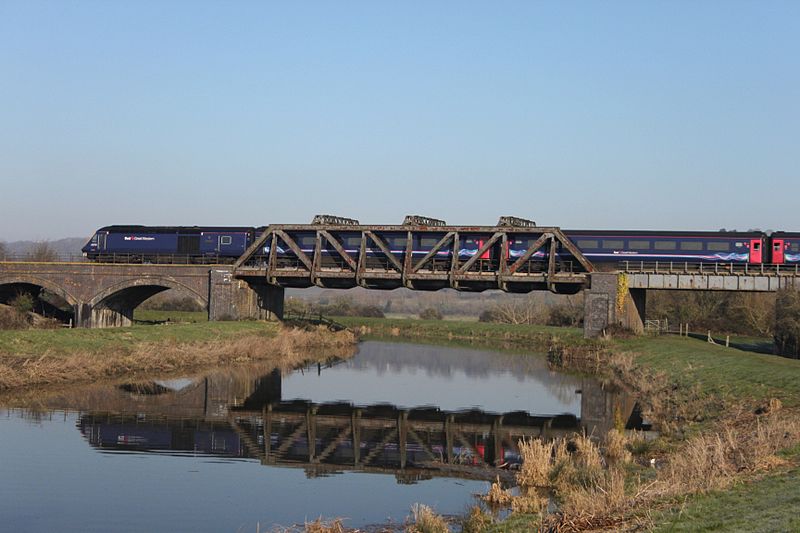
[0,341,630,532]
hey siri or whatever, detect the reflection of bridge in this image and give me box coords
[3,220,800,336]
[50,366,638,482]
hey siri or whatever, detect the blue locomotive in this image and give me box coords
[81,225,257,263]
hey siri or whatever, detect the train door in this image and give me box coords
[772,239,785,264]
[476,239,490,259]
[749,239,763,264]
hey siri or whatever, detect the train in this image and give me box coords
[81,225,800,266]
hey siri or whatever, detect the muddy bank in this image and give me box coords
[0,326,357,392]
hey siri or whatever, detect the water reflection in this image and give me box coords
[0,340,649,531]
[6,342,640,485]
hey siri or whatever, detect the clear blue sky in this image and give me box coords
[1,1,798,241]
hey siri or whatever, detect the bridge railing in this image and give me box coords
[620,260,800,276]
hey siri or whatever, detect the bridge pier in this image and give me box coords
[584,273,646,338]
[208,271,284,321]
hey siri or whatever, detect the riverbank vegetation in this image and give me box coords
[0,321,356,391]
[337,317,800,532]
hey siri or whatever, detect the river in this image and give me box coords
[0,340,634,531]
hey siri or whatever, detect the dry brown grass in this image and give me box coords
[516,438,554,491]
[0,326,357,391]
[603,429,632,467]
[480,476,513,507]
[406,504,449,533]
[302,518,348,533]
[461,506,493,533]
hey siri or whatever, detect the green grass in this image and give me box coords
[335,316,585,345]
[0,320,278,357]
[617,334,800,407]
[134,309,209,323]
[652,458,800,532]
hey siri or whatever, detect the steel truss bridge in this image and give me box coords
[234,216,593,294]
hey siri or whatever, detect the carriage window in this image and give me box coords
[602,240,624,249]
[654,241,677,250]
[300,236,316,247]
[420,237,440,248]
[680,241,703,251]
[345,237,361,248]
[220,236,232,245]
[576,240,599,249]
[791,242,799,252]
[628,240,651,250]
[707,242,731,252]
[392,237,408,249]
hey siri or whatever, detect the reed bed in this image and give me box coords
[0,326,356,391]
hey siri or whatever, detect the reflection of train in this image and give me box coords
[82,225,800,265]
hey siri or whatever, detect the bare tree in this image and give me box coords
[0,241,7,260]
[26,241,58,262]
[488,296,547,325]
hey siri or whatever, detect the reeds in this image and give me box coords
[0,326,357,391]
[406,504,449,533]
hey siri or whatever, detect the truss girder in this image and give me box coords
[234,224,593,292]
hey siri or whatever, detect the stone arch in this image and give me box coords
[0,275,80,324]
[0,274,80,308]
[89,276,208,309]
[87,276,208,328]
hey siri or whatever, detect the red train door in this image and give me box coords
[772,239,785,264]
[750,239,763,264]
[476,239,490,259]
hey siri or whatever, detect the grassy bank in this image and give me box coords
[335,317,800,532]
[0,321,356,391]
[336,316,585,346]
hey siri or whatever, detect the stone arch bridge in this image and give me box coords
[0,261,283,328]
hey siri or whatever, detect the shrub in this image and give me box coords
[419,308,443,320]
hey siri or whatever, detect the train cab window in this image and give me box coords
[707,242,731,252]
[602,240,624,249]
[628,240,651,250]
[576,240,599,249]
[680,241,703,251]
[654,241,677,251]
[220,236,232,245]
[91,234,99,244]
[420,237,440,248]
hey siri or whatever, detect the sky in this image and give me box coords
[1,1,798,241]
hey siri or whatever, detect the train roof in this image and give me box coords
[770,231,800,238]
[563,229,764,238]
[97,225,255,234]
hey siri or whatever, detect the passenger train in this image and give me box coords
[81,225,800,266]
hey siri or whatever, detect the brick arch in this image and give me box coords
[88,276,208,310]
[0,274,80,307]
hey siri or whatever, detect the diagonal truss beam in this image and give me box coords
[364,231,403,271]
[412,232,454,272]
[553,229,594,273]
[457,232,503,273]
[274,230,313,271]
[361,429,398,466]
[319,230,357,270]
[506,233,551,274]
[234,225,274,269]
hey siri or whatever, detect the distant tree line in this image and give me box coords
[285,296,385,318]
[647,292,775,336]
[478,295,584,327]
